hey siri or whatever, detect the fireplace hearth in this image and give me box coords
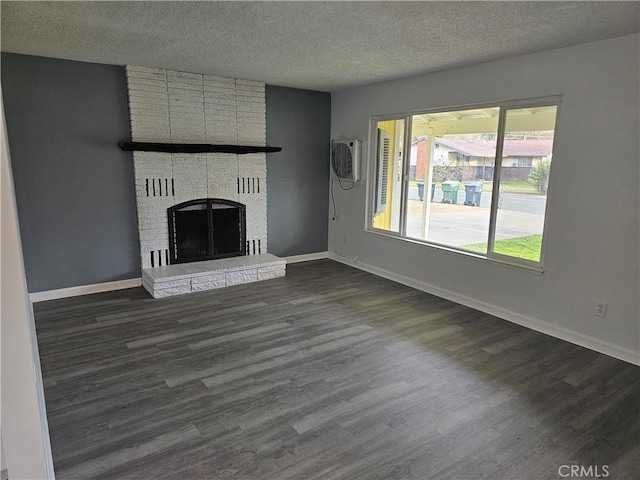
[168,198,246,265]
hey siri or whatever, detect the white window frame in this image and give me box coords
[365,96,562,272]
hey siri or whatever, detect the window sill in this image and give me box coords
[364,228,545,275]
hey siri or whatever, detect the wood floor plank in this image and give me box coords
[33,259,640,479]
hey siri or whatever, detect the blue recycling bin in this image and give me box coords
[416,182,436,201]
[464,181,483,206]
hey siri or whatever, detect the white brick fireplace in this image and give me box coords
[125,65,284,297]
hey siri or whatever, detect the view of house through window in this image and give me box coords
[492,106,557,262]
[406,107,499,252]
[370,100,559,267]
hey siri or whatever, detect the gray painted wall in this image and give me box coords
[1,53,140,292]
[329,34,639,359]
[266,85,330,257]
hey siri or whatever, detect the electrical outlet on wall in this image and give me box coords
[594,301,608,318]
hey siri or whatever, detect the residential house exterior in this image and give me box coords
[412,136,553,182]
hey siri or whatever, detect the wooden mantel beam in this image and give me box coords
[119,142,282,154]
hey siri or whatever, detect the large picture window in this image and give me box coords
[368,97,560,269]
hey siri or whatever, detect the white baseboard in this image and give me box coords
[285,251,329,264]
[29,278,142,303]
[328,252,639,366]
[28,252,331,303]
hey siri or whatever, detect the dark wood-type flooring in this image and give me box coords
[34,260,639,479]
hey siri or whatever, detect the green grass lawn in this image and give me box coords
[411,180,539,195]
[460,234,542,261]
[482,181,538,195]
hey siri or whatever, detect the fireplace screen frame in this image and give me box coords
[168,198,246,265]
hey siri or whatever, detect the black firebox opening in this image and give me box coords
[168,199,246,265]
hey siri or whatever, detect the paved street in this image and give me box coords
[405,186,546,247]
[408,185,547,214]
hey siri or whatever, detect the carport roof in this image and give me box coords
[427,137,553,158]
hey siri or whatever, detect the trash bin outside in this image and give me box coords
[464,181,483,206]
[431,182,436,201]
[441,181,460,204]
[417,182,424,201]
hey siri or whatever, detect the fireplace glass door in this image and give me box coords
[168,199,246,264]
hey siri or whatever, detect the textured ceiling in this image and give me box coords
[1,1,638,92]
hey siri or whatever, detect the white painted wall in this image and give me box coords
[1,92,54,478]
[1,435,6,472]
[329,34,640,362]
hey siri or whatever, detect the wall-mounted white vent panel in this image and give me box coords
[331,139,361,182]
